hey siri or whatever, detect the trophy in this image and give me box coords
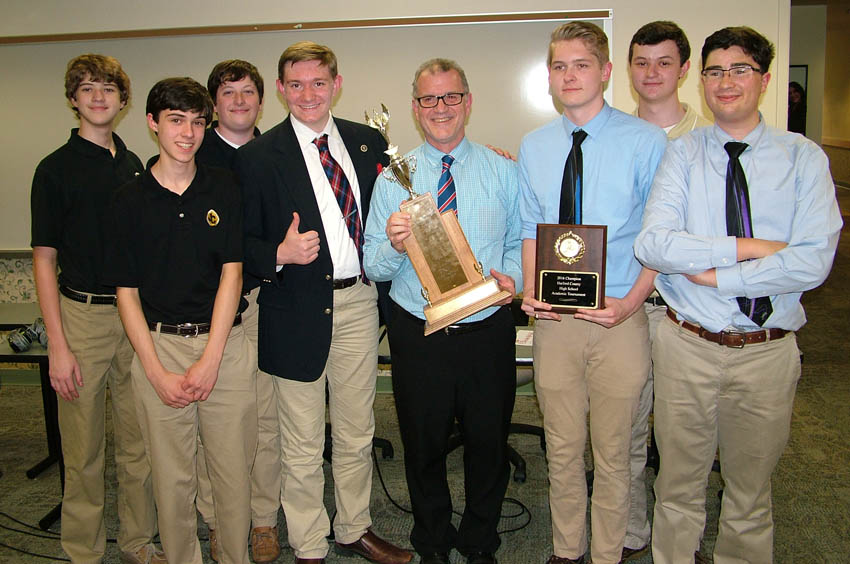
[534,224,607,313]
[366,104,510,335]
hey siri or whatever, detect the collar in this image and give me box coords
[209,120,261,148]
[67,128,127,158]
[711,113,766,151]
[141,162,209,201]
[560,102,612,141]
[421,136,470,167]
[290,113,339,150]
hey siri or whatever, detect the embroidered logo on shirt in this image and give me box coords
[206,209,220,227]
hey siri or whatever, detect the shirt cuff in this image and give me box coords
[715,262,745,297]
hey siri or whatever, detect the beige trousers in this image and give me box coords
[624,302,667,549]
[132,325,257,564]
[651,317,800,564]
[274,280,378,559]
[57,294,157,564]
[196,287,281,529]
[534,310,650,564]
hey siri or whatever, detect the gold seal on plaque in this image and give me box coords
[554,231,585,265]
[206,209,220,227]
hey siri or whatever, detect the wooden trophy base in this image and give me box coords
[423,277,510,335]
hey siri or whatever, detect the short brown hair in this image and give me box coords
[411,58,470,97]
[207,59,264,102]
[64,54,130,113]
[278,41,338,81]
[548,21,609,67]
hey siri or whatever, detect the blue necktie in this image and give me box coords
[437,154,457,214]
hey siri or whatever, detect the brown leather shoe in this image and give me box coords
[621,544,649,561]
[546,555,585,564]
[335,529,413,564]
[120,543,167,564]
[208,529,219,562]
[250,526,281,562]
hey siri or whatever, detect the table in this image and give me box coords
[0,302,42,330]
[0,336,64,530]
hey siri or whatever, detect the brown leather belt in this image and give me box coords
[60,286,117,306]
[149,314,242,337]
[666,308,788,348]
[333,276,359,290]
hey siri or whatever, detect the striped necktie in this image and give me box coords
[313,134,368,283]
[437,154,457,214]
[725,141,772,326]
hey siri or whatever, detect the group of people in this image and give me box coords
[30,16,840,564]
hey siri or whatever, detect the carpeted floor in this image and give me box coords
[1,187,848,563]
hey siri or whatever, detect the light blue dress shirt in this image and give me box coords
[634,118,842,332]
[364,137,522,322]
[518,103,667,299]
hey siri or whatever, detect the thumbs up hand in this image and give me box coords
[276,212,320,265]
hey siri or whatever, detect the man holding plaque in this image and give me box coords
[622,21,713,560]
[364,58,521,564]
[635,27,841,563]
[235,41,411,564]
[518,22,666,564]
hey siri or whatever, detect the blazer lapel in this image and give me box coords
[275,118,327,241]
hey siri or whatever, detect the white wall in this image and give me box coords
[790,4,826,144]
[0,0,791,250]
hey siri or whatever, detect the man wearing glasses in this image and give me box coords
[364,58,521,564]
[635,27,841,563]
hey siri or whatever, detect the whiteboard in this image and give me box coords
[0,15,611,250]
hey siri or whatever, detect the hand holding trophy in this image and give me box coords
[365,104,510,335]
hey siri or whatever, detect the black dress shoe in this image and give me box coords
[466,552,497,564]
[420,552,450,564]
[621,545,649,561]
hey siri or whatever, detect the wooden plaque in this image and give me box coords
[535,224,607,313]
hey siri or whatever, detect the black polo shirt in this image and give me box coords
[102,164,243,325]
[196,121,261,171]
[196,122,262,294]
[30,129,143,294]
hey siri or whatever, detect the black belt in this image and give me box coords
[149,314,242,337]
[666,308,789,348]
[333,276,359,290]
[395,300,502,336]
[645,295,667,307]
[60,286,117,305]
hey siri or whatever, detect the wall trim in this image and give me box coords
[823,137,850,150]
[0,10,611,44]
[0,250,32,259]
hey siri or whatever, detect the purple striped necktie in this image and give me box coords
[724,141,771,326]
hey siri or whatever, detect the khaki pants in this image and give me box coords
[534,310,650,564]
[624,302,667,550]
[651,317,800,564]
[58,294,157,564]
[274,280,378,559]
[196,287,281,529]
[132,325,257,564]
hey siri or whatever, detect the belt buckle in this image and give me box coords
[177,323,200,338]
[722,330,747,349]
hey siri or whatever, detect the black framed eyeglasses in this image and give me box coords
[701,64,762,81]
[415,92,466,108]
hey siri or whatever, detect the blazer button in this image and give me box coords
[324,308,332,315]
[325,274,332,280]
